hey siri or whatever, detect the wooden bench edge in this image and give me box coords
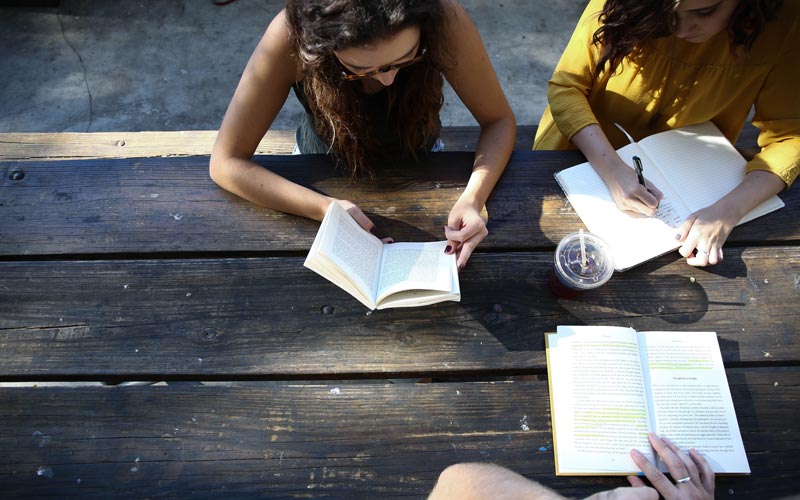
[0,123,759,162]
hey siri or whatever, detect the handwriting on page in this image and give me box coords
[654,196,683,228]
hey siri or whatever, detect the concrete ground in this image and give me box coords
[0,0,586,133]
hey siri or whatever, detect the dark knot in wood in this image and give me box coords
[395,333,415,345]
[200,328,218,341]
[9,167,24,181]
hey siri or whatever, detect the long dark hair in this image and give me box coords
[592,0,783,77]
[285,0,452,177]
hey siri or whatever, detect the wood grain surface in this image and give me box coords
[0,370,795,499]
[0,128,796,499]
[0,126,539,161]
[1,247,797,379]
[2,151,797,256]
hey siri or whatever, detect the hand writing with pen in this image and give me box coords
[599,154,664,217]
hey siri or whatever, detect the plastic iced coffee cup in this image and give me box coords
[549,231,614,299]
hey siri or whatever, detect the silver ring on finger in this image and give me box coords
[675,476,691,484]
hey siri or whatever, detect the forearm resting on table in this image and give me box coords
[209,156,332,221]
[427,463,566,500]
[461,117,516,210]
[714,169,785,220]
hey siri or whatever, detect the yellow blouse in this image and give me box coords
[534,0,800,187]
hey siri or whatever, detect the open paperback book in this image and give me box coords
[554,121,784,271]
[304,200,460,310]
[545,326,750,476]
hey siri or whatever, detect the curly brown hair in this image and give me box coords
[285,0,453,178]
[592,0,783,77]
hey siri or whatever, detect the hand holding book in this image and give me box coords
[674,169,787,267]
[427,433,716,499]
[443,196,490,270]
[545,326,750,476]
[304,200,460,310]
[334,199,394,243]
[627,433,715,500]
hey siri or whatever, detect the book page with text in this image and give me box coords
[307,201,385,307]
[640,122,783,222]
[555,143,692,271]
[548,326,654,475]
[376,241,456,305]
[641,331,750,474]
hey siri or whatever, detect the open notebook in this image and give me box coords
[554,122,784,271]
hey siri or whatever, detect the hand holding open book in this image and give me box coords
[304,200,460,310]
[555,122,784,271]
[545,326,749,476]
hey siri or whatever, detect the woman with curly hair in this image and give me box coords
[534,0,798,267]
[210,0,516,268]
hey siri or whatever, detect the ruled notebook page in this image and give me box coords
[640,122,784,222]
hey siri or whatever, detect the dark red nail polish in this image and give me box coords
[445,245,452,253]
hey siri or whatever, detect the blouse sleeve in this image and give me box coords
[747,17,800,187]
[546,0,605,141]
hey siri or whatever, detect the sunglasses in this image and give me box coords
[339,48,426,81]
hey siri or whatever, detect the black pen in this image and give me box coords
[632,156,646,188]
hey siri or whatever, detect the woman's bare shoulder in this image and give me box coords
[439,0,470,27]
[252,9,302,83]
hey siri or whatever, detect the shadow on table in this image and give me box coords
[693,249,749,280]
[460,257,749,352]
[557,245,752,324]
[578,272,711,325]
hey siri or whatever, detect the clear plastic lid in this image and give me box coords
[554,232,615,290]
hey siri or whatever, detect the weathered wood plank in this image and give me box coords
[0,369,796,499]
[0,247,796,379]
[2,152,797,256]
[0,130,294,160]
[0,123,761,162]
[0,126,538,161]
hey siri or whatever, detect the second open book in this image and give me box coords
[304,200,460,310]
[545,326,750,476]
[554,122,784,271]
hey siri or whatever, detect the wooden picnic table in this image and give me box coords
[0,128,798,499]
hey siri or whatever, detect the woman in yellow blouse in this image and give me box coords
[535,0,799,267]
